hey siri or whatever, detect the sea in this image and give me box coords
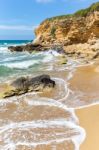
[0,40,99,150]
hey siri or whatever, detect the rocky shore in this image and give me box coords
[8,43,51,53]
[8,2,99,61]
[1,75,55,98]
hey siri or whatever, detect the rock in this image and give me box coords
[3,75,55,98]
[11,77,28,90]
[23,44,43,52]
[92,52,99,59]
[8,44,50,53]
[27,75,55,92]
[0,84,14,98]
[8,46,24,52]
[34,10,99,47]
[57,55,68,65]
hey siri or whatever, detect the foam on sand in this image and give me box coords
[0,98,86,150]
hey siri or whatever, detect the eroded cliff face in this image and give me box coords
[8,3,99,60]
[34,11,99,46]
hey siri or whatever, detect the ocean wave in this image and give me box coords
[0,65,14,76]
[1,60,40,69]
[0,47,10,53]
[0,50,61,71]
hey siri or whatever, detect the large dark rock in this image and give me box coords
[27,75,55,91]
[11,77,28,90]
[8,46,24,52]
[8,44,50,53]
[4,75,55,98]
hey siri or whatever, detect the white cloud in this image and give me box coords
[36,0,53,3]
[0,25,36,31]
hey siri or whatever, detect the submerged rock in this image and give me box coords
[3,75,55,98]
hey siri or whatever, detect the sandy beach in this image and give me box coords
[76,104,99,150]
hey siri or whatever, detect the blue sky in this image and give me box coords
[0,0,98,40]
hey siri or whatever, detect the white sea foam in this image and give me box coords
[0,50,62,70]
[2,60,39,69]
[75,101,99,109]
[42,50,62,63]
[0,47,10,53]
[0,82,86,150]
[0,98,86,150]
[44,50,61,56]
[0,119,86,150]
[42,55,54,63]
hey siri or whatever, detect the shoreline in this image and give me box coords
[76,104,99,150]
[0,42,99,149]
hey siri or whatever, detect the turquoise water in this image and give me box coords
[0,40,42,81]
[0,40,63,82]
[0,40,32,47]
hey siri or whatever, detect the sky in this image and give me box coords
[0,0,98,40]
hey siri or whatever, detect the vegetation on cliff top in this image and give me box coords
[44,2,99,22]
[74,2,99,17]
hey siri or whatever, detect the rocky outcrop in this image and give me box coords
[3,75,55,98]
[33,3,99,60]
[8,44,50,53]
[34,3,99,46]
[63,39,99,60]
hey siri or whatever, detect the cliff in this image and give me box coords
[8,2,99,60]
[33,2,99,60]
[34,2,99,45]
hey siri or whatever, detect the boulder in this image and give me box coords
[3,75,55,98]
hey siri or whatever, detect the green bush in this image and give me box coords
[47,14,72,21]
[51,26,56,38]
[43,2,99,22]
[74,2,99,17]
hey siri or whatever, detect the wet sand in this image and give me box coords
[76,104,99,150]
[0,60,99,149]
[69,64,99,105]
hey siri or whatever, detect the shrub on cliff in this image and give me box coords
[50,26,56,38]
[74,2,99,17]
[44,2,99,22]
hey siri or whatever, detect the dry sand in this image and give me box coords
[76,104,99,150]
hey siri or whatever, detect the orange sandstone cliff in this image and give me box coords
[34,2,99,60]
